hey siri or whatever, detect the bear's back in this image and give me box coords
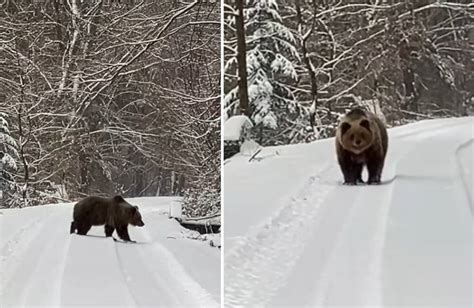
[73,196,112,225]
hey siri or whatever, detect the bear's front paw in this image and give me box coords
[367,178,381,185]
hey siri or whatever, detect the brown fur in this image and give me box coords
[335,108,388,185]
[70,195,144,242]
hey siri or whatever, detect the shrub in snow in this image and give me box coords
[224,140,240,160]
[180,228,221,248]
[182,185,220,219]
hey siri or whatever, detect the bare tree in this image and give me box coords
[224,0,472,146]
[0,0,220,215]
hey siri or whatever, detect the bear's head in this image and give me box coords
[113,195,145,227]
[338,110,375,155]
[129,206,145,227]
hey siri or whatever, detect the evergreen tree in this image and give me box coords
[225,0,304,145]
[0,112,18,203]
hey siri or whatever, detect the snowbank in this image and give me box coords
[224,115,253,141]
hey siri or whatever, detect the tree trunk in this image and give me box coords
[295,0,321,135]
[235,0,249,116]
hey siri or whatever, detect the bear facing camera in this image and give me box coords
[335,108,388,185]
[70,195,145,242]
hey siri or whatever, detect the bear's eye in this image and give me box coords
[360,119,370,130]
[341,122,351,135]
[350,134,354,141]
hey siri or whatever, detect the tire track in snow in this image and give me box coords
[1,210,68,306]
[224,164,336,307]
[114,228,219,307]
[0,216,42,292]
[60,235,136,307]
[271,138,409,306]
[140,228,220,307]
[0,216,41,252]
[112,233,179,306]
[308,189,367,306]
[0,216,43,302]
[379,139,472,306]
[112,240,143,306]
[55,229,72,305]
[311,182,395,306]
[114,239,182,306]
[144,242,219,307]
[308,139,407,307]
[18,210,72,306]
[454,139,473,213]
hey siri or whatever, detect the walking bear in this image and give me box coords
[70,195,145,242]
[335,108,388,185]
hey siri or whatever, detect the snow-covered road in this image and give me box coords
[1,197,220,307]
[224,117,472,307]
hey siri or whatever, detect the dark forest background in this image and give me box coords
[0,0,220,218]
[224,0,472,146]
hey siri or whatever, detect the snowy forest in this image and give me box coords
[224,0,472,146]
[0,0,220,216]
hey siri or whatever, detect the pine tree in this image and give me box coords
[225,0,303,145]
[0,112,18,203]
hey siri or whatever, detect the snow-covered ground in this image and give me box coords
[224,117,473,307]
[0,197,220,307]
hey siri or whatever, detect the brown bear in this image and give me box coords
[335,108,388,185]
[70,195,144,242]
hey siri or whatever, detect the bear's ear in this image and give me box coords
[113,195,125,203]
[360,119,370,130]
[340,122,351,135]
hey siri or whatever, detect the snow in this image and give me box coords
[224,115,253,141]
[224,116,473,307]
[239,139,261,156]
[1,153,17,170]
[0,197,220,307]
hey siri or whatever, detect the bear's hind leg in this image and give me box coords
[70,221,77,234]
